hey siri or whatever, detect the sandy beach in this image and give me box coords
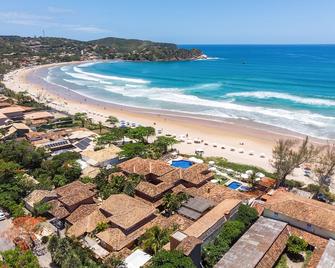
[2,62,328,176]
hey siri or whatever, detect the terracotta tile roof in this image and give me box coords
[173,182,249,205]
[176,236,202,256]
[48,199,70,219]
[118,157,174,177]
[182,163,214,186]
[135,169,182,199]
[58,188,95,207]
[100,194,156,231]
[24,190,56,208]
[24,111,54,120]
[96,214,192,252]
[53,181,96,208]
[66,203,98,225]
[184,199,241,239]
[264,189,335,233]
[0,106,25,114]
[67,209,108,237]
[256,227,289,268]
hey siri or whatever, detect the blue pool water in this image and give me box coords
[45,45,335,139]
[171,160,193,169]
[227,181,242,190]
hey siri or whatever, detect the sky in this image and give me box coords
[0,0,334,44]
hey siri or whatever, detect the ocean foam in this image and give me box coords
[73,67,149,84]
[226,91,335,106]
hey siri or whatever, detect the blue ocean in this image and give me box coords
[46,45,335,139]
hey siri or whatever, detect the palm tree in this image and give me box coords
[98,121,103,134]
[74,112,88,127]
[106,116,119,126]
[140,226,170,255]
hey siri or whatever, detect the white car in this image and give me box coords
[0,212,6,221]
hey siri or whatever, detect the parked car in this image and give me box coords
[314,192,329,203]
[50,219,65,230]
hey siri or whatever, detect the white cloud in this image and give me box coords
[47,6,74,14]
[71,26,108,33]
[0,10,109,34]
[0,11,52,26]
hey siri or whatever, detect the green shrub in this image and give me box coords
[284,179,304,189]
[217,220,245,244]
[236,204,258,227]
[148,250,195,268]
[287,235,308,255]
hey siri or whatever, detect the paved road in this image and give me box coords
[0,218,15,251]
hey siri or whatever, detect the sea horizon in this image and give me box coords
[42,44,335,140]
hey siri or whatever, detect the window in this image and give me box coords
[274,212,279,217]
[307,223,312,230]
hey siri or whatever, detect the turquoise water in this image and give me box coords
[46,45,335,139]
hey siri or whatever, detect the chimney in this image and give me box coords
[149,161,152,174]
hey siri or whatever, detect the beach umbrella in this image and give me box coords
[238,148,244,153]
[256,172,265,178]
[208,161,215,166]
[213,143,218,147]
[221,145,226,149]
[187,139,192,144]
[248,151,254,156]
[260,153,266,158]
[230,147,236,151]
[241,173,249,179]
[246,170,254,175]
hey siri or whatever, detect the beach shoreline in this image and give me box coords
[2,62,329,173]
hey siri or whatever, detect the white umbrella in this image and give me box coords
[209,167,217,171]
[213,143,218,147]
[246,170,254,175]
[256,172,265,178]
[186,139,192,144]
[208,161,215,166]
[241,173,249,179]
[221,145,226,149]
[171,151,178,156]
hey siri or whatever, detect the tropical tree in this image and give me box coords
[286,235,308,261]
[271,136,319,188]
[162,192,189,216]
[148,250,195,268]
[153,136,179,154]
[235,204,258,227]
[118,143,147,158]
[98,121,103,134]
[140,226,171,255]
[106,116,119,126]
[103,255,125,268]
[314,143,335,190]
[127,126,155,144]
[97,128,128,145]
[0,248,40,268]
[74,112,88,127]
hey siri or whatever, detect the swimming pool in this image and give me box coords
[227,181,242,190]
[171,160,193,169]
